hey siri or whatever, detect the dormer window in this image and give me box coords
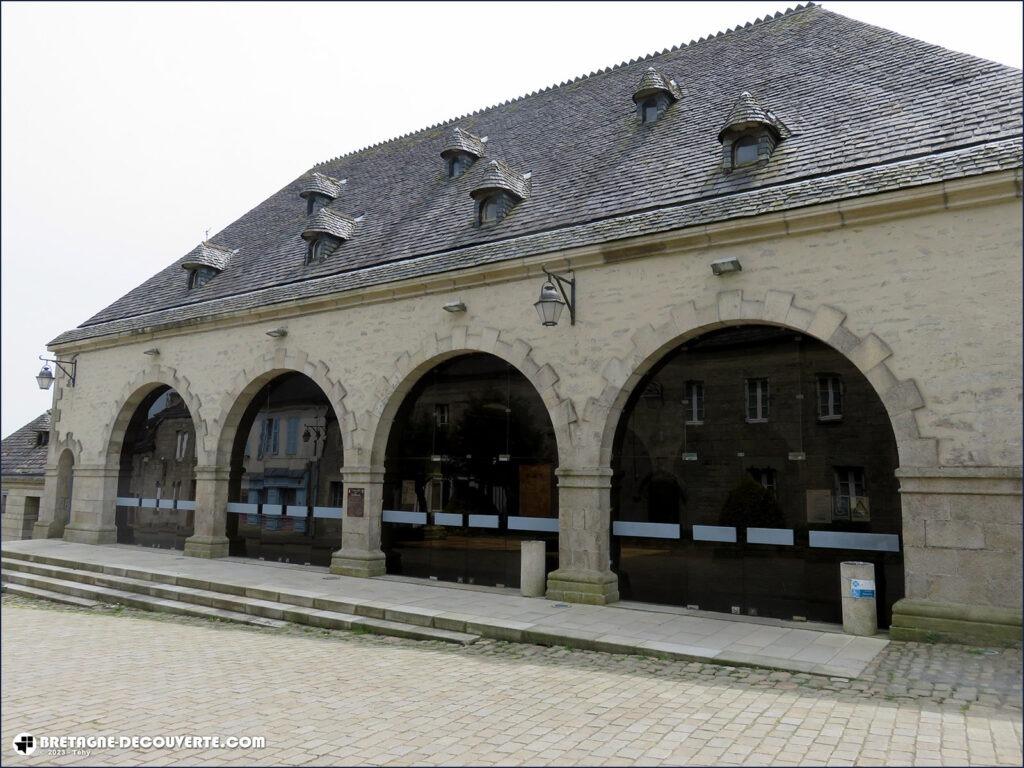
[188,266,219,289]
[632,67,682,125]
[447,152,474,179]
[469,160,529,227]
[478,193,509,225]
[305,235,341,265]
[181,241,233,289]
[301,208,355,264]
[718,91,790,173]
[306,193,332,216]
[441,127,486,179]
[35,430,49,447]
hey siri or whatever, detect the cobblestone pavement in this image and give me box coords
[2,595,1021,766]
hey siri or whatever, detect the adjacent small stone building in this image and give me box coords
[2,412,52,541]
[19,4,1023,643]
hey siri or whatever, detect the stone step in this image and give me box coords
[0,562,479,646]
[2,581,101,608]
[2,569,287,628]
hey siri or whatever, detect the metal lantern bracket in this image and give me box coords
[541,267,576,325]
[39,355,77,387]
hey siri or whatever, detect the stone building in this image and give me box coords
[1,412,52,541]
[23,4,1022,643]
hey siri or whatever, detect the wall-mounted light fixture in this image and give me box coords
[266,327,288,338]
[443,301,467,313]
[35,355,76,390]
[710,257,742,275]
[534,267,576,326]
[143,348,160,357]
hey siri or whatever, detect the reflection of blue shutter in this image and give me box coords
[271,419,280,454]
[286,418,299,455]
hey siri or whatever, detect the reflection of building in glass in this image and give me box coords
[117,388,197,549]
[613,326,902,625]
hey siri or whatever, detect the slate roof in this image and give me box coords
[1,411,51,478]
[54,3,1022,346]
[718,91,791,141]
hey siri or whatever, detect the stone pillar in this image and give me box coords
[891,466,1023,645]
[545,467,619,605]
[183,465,231,559]
[1,487,41,541]
[32,467,65,539]
[520,540,547,597]
[840,561,878,636]
[61,465,119,545]
[330,465,386,577]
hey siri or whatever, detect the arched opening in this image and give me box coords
[611,325,903,626]
[55,448,74,535]
[115,387,197,549]
[382,353,559,588]
[224,372,344,566]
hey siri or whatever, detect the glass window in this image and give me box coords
[733,135,760,167]
[434,403,449,426]
[748,467,777,496]
[307,236,336,264]
[817,374,844,419]
[188,266,218,289]
[260,418,279,457]
[685,381,704,423]
[448,154,472,178]
[286,417,300,455]
[36,430,49,447]
[745,378,770,421]
[642,97,660,124]
[175,430,189,461]
[480,195,502,224]
[834,467,867,519]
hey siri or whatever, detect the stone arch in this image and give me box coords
[211,348,354,469]
[101,365,207,470]
[366,326,576,467]
[53,447,76,533]
[589,289,937,469]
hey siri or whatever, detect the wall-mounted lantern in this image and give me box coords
[711,257,742,275]
[35,356,76,389]
[266,327,288,338]
[534,268,576,326]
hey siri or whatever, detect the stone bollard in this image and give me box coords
[520,540,547,597]
[841,561,878,636]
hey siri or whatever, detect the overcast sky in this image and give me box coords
[2,1,1021,438]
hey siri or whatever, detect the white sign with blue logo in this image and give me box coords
[850,579,876,599]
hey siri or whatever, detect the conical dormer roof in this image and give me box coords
[718,91,790,142]
[299,172,344,200]
[632,66,683,103]
[440,127,486,159]
[301,208,356,242]
[181,241,235,272]
[469,159,530,201]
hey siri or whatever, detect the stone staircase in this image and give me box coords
[0,549,479,646]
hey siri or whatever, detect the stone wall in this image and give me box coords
[1,479,43,541]
[32,180,1023,633]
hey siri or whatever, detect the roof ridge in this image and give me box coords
[313,3,818,168]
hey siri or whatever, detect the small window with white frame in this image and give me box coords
[684,380,704,424]
[817,374,844,420]
[175,430,189,461]
[745,378,770,422]
[834,466,867,520]
[434,403,449,426]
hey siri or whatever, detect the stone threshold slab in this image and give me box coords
[1,539,888,677]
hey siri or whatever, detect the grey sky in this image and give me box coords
[2,1,1021,437]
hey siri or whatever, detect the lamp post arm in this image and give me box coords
[39,355,77,387]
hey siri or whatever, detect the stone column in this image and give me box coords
[183,465,231,559]
[330,465,386,577]
[31,467,64,539]
[2,486,41,541]
[61,465,119,545]
[546,467,620,605]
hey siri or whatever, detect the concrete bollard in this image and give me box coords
[520,540,547,597]
[841,561,878,636]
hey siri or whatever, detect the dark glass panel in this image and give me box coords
[383,353,559,588]
[611,326,903,626]
[734,135,760,166]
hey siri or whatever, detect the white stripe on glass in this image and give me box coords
[693,525,737,543]
[746,527,794,546]
[508,516,559,533]
[612,521,680,539]
[116,497,140,507]
[226,502,258,515]
[810,531,900,552]
[434,512,463,527]
[468,514,499,529]
[312,506,344,519]
[383,510,427,525]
